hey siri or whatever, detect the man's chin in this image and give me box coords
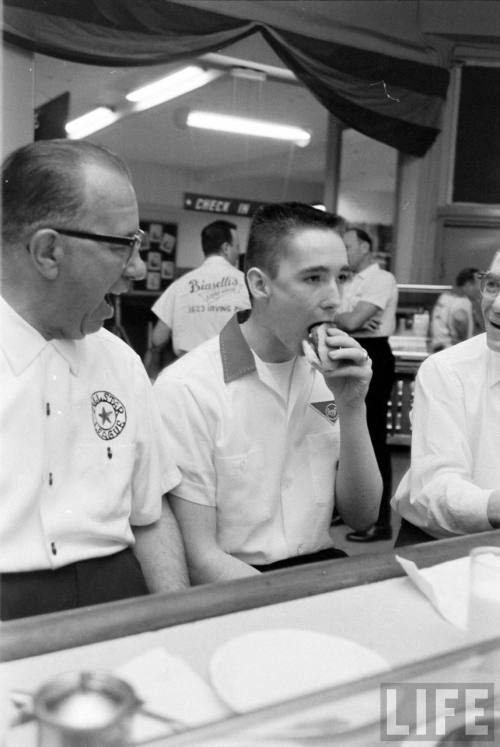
[82,319,106,337]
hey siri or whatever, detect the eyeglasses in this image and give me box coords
[477,272,500,298]
[53,228,145,267]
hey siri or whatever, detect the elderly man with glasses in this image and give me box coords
[392,251,500,545]
[0,139,188,620]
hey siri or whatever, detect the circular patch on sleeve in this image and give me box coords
[91,390,127,440]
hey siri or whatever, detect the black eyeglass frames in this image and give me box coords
[51,227,145,266]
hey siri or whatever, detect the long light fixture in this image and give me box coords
[186,110,311,147]
[65,107,118,139]
[126,65,223,111]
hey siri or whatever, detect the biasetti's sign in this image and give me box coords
[184,192,263,217]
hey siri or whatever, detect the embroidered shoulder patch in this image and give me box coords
[310,400,338,424]
[91,390,127,440]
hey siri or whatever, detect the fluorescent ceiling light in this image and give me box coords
[65,107,118,139]
[186,110,311,147]
[126,66,222,111]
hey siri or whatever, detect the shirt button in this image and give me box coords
[297,545,304,554]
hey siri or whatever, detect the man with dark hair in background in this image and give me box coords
[154,203,381,583]
[334,226,398,543]
[0,139,188,620]
[147,219,250,371]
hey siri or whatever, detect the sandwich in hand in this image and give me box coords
[302,322,339,373]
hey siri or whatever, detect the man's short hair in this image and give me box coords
[201,220,237,256]
[346,226,373,251]
[245,202,345,278]
[456,267,479,286]
[1,139,131,247]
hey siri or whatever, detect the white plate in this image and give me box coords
[209,628,389,714]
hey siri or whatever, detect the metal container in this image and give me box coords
[33,671,139,747]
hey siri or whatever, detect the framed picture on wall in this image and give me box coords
[131,220,178,292]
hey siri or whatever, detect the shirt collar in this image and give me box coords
[357,261,379,279]
[203,254,232,267]
[219,314,256,383]
[0,295,80,375]
[51,339,80,375]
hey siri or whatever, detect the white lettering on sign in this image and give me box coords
[194,198,231,213]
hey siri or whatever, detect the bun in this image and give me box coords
[302,323,338,372]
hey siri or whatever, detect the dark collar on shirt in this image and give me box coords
[219,312,256,383]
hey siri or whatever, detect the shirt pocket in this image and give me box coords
[306,430,339,505]
[214,448,269,525]
[77,441,136,522]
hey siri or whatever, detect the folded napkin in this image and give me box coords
[396,555,470,631]
[116,647,232,742]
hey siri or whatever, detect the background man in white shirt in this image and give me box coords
[430,267,482,351]
[393,250,500,544]
[154,203,382,584]
[0,139,188,620]
[147,220,250,374]
[334,227,398,543]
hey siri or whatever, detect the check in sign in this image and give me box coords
[184,192,263,217]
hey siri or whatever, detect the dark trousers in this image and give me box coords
[0,548,149,621]
[395,518,435,547]
[252,547,348,572]
[355,337,395,530]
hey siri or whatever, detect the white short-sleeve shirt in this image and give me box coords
[339,262,398,337]
[152,255,250,356]
[0,296,180,572]
[392,334,500,538]
[430,291,473,350]
[153,316,340,566]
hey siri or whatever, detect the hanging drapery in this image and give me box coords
[3,0,450,156]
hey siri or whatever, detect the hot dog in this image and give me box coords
[302,322,339,372]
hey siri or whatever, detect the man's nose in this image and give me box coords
[321,280,341,309]
[124,249,146,281]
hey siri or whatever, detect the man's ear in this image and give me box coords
[27,229,64,280]
[246,266,270,301]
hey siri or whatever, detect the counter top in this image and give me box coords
[3,532,500,746]
[3,530,500,663]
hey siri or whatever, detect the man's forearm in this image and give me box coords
[132,498,189,593]
[335,402,382,529]
[188,548,260,585]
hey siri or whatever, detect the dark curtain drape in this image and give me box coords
[3,0,450,156]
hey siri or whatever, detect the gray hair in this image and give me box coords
[2,139,132,246]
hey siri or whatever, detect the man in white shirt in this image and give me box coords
[0,139,188,619]
[430,267,481,351]
[154,203,382,583]
[392,250,500,544]
[334,227,398,542]
[148,220,250,367]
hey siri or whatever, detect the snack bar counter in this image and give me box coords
[2,531,500,746]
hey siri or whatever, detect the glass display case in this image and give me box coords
[387,284,451,446]
[166,636,500,747]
